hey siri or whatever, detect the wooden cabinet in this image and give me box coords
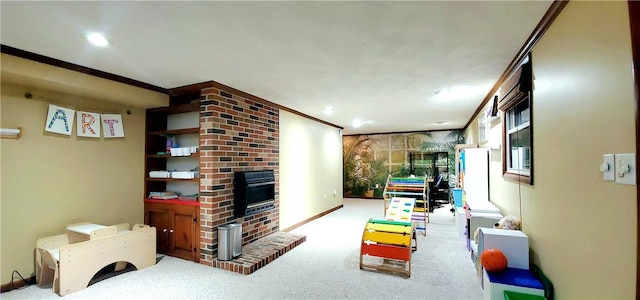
[144,201,200,261]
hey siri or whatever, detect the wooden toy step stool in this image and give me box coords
[35,222,156,296]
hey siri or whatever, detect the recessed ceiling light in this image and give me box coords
[324,106,335,115]
[435,121,447,125]
[84,32,110,47]
[352,119,373,128]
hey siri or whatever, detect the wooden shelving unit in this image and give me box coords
[144,93,201,262]
[144,101,201,199]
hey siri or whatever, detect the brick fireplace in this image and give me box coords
[198,85,283,267]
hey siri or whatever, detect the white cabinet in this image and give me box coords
[461,148,489,203]
[460,148,493,248]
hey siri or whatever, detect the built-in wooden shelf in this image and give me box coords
[146,152,200,158]
[147,127,199,136]
[145,177,199,182]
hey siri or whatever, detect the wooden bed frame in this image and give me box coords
[35,222,156,296]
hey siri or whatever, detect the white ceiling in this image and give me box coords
[0,1,552,135]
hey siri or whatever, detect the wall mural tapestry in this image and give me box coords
[343,130,465,198]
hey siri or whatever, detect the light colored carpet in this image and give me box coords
[3,198,483,300]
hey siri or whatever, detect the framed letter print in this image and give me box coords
[101,114,125,138]
[478,117,487,143]
[45,104,75,136]
[77,111,101,138]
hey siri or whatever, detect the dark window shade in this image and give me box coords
[498,61,532,111]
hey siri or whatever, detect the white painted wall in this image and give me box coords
[466,2,637,298]
[278,110,343,230]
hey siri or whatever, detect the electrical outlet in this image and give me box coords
[615,153,636,185]
[324,193,327,199]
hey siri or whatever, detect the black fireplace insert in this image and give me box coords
[233,170,275,217]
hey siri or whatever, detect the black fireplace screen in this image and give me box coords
[233,170,275,217]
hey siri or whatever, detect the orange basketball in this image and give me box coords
[480,248,508,272]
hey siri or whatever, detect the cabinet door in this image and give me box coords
[169,205,198,261]
[145,204,171,254]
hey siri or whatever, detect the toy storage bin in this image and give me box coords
[452,188,463,207]
[483,268,544,300]
[469,211,503,242]
[478,228,529,270]
[149,171,171,178]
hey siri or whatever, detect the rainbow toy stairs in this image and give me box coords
[382,176,429,235]
[359,197,417,278]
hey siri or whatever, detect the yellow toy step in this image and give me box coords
[363,230,411,246]
[365,222,412,234]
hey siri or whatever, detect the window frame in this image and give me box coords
[498,54,534,185]
[504,96,532,177]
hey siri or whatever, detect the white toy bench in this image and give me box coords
[35,222,156,296]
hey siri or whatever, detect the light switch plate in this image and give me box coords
[615,153,636,185]
[602,154,615,181]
